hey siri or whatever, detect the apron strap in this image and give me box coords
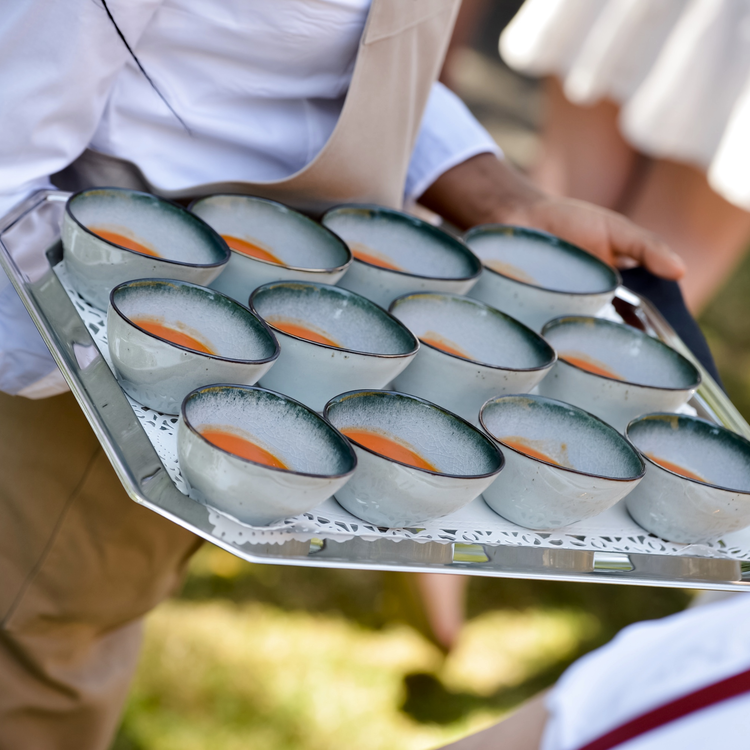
[576,665,750,750]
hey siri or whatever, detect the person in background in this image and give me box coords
[0,2,693,747]
[437,593,750,749]
[501,0,750,314]
[418,0,740,655]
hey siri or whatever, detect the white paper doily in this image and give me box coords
[54,261,750,561]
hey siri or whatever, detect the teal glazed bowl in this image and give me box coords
[321,204,482,307]
[465,225,620,331]
[250,281,419,412]
[389,292,556,423]
[626,413,750,543]
[62,187,230,309]
[178,385,356,526]
[325,390,503,527]
[189,194,352,303]
[480,394,645,530]
[108,278,279,414]
[540,316,701,431]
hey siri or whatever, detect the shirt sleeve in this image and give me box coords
[0,1,163,397]
[0,1,163,201]
[404,81,502,203]
[541,594,750,750]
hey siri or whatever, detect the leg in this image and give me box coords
[624,159,750,313]
[0,391,201,750]
[532,77,641,210]
[414,573,467,651]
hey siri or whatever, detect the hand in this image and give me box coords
[419,153,685,281]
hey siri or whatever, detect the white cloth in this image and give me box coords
[500,0,750,211]
[0,0,499,398]
[541,594,750,750]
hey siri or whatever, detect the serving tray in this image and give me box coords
[3,189,750,590]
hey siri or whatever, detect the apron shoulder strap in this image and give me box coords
[576,665,750,750]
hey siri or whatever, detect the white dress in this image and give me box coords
[500,0,750,211]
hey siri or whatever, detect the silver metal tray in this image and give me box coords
[3,189,750,591]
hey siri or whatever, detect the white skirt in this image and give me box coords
[500,0,750,211]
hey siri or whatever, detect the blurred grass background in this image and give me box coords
[113,547,691,750]
[112,2,750,747]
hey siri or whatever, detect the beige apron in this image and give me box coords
[1,2,461,749]
[55,0,461,214]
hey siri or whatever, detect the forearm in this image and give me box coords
[437,692,549,750]
[419,153,542,230]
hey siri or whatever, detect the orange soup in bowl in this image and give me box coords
[89,227,160,257]
[201,426,288,469]
[342,427,437,472]
[132,317,215,354]
[222,235,284,265]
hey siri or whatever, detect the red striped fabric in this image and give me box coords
[576,665,750,750]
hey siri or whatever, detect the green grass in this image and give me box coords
[113,545,690,750]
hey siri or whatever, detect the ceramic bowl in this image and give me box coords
[62,187,230,309]
[321,204,482,307]
[389,292,556,423]
[626,413,750,543]
[108,279,279,414]
[464,225,620,331]
[250,281,419,412]
[539,316,701,431]
[189,194,352,303]
[178,385,356,526]
[480,394,645,530]
[324,390,503,527]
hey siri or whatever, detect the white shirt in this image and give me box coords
[0,0,498,397]
[542,594,750,750]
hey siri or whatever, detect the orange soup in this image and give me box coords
[560,351,622,380]
[349,242,403,271]
[341,428,437,471]
[485,259,536,284]
[90,228,160,257]
[132,317,215,354]
[421,330,472,360]
[222,235,284,265]
[645,453,705,482]
[268,318,341,347]
[502,437,562,466]
[201,427,288,469]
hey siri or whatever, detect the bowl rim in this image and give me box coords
[463,224,622,295]
[324,388,505,480]
[188,193,354,275]
[626,412,750,495]
[110,278,281,365]
[541,315,702,392]
[66,186,231,269]
[321,203,483,282]
[181,384,358,479]
[249,281,420,358]
[389,291,557,372]
[479,393,646,482]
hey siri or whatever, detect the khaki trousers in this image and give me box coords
[0,391,201,750]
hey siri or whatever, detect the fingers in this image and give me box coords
[608,213,686,281]
[506,195,686,281]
